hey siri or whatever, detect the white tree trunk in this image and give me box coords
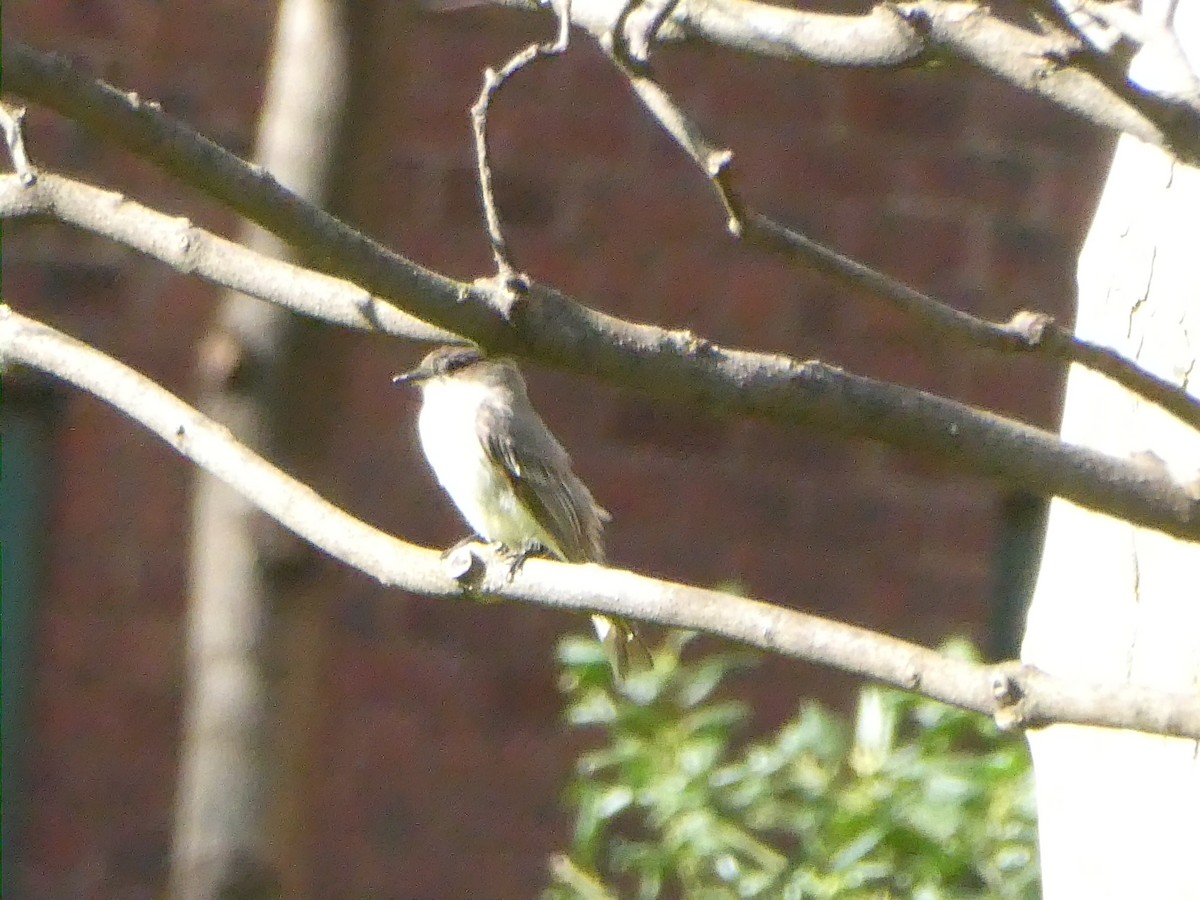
[1022,4,1200,895]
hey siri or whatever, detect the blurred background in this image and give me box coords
[2,0,1109,895]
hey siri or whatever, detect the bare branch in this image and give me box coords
[518,0,1200,163]
[741,215,1200,434]
[5,40,1200,541]
[600,45,1200,433]
[470,0,572,287]
[0,172,457,343]
[613,57,738,220]
[3,303,1199,740]
[2,38,478,334]
[1016,0,1200,149]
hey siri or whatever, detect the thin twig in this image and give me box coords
[743,214,1200,434]
[602,44,1200,435]
[0,101,37,185]
[470,0,572,289]
[5,40,1200,540]
[607,53,742,224]
[3,303,1199,740]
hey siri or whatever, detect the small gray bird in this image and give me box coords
[394,345,650,681]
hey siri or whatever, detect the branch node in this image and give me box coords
[889,1,932,36]
[608,0,681,67]
[706,148,734,180]
[443,544,484,584]
[714,169,745,235]
[668,328,716,356]
[1006,309,1054,347]
[991,668,1023,704]
[472,273,528,321]
[0,102,38,186]
[990,664,1029,731]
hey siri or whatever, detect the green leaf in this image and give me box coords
[550,631,1038,899]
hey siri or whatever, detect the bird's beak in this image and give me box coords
[391,366,428,386]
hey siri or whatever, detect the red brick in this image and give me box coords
[842,68,973,140]
[10,2,1107,896]
[986,216,1078,300]
[971,77,1108,153]
[837,200,977,292]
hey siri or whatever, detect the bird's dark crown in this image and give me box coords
[423,345,484,376]
[393,344,486,385]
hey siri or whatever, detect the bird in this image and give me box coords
[394,345,650,681]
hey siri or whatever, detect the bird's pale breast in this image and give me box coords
[417,377,562,555]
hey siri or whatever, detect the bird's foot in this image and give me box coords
[497,541,551,581]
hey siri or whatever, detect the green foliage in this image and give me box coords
[545,634,1038,900]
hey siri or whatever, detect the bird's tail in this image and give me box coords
[591,615,653,683]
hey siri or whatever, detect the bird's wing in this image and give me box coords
[477,392,608,563]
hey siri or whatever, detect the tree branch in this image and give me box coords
[490,0,1200,164]
[2,39,487,335]
[0,172,456,343]
[2,303,1199,740]
[743,214,1200,434]
[598,50,1200,433]
[471,0,572,287]
[4,42,1199,541]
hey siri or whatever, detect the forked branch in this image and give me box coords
[482,0,1200,162]
[4,41,1199,540]
[598,38,1200,433]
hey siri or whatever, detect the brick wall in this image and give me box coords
[5,1,1108,896]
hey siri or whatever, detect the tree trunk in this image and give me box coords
[170,2,348,897]
[1022,4,1200,895]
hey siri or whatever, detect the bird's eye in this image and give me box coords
[442,349,481,374]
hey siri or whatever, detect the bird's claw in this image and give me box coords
[497,542,547,582]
